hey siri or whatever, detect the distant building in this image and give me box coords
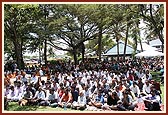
[103,42,137,56]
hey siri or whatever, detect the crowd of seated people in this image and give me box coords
[4,57,164,111]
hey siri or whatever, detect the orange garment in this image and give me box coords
[61,93,72,102]
[4,77,10,86]
[45,73,50,80]
[36,71,40,76]
[58,89,64,98]
[8,73,14,78]
[12,73,16,78]
[119,86,123,91]
[119,85,126,92]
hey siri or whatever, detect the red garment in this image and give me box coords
[61,92,72,102]
[58,89,64,98]
[153,82,162,94]
[128,74,134,81]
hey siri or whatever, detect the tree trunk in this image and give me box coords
[81,42,85,63]
[9,20,25,69]
[161,43,164,53]
[73,49,78,67]
[123,23,129,61]
[98,27,102,61]
[157,30,164,53]
[139,39,143,52]
[116,39,119,62]
[13,39,24,69]
[44,39,47,66]
[39,44,41,66]
[20,38,25,69]
[134,21,140,53]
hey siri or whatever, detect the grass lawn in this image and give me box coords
[6,102,81,111]
[151,71,165,104]
[160,85,164,104]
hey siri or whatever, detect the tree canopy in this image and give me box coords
[4,3,165,68]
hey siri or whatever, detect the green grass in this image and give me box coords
[150,71,162,82]
[151,71,165,104]
[160,85,164,104]
[6,102,81,111]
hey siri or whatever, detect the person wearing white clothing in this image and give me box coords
[40,88,59,107]
[142,69,152,83]
[130,82,140,97]
[30,73,38,85]
[72,90,87,110]
[30,86,46,105]
[8,81,23,101]
[142,90,161,111]
[39,69,44,76]
[7,86,17,101]
[141,80,152,96]
[84,85,92,103]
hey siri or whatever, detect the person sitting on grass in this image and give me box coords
[4,85,10,97]
[7,83,23,102]
[84,85,92,104]
[58,87,73,108]
[72,90,87,110]
[115,86,123,100]
[57,83,65,98]
[6,85,15,101]
[30,86,46,105]
[18,87,33,106]
[39,87,59,107]
[102,90,120,110]
[137,78,144,92]
[142,89,161,111]
[140,80,152,96]
[117,91,136,111]
[88,89,104,109]
[71,85,79,103]
[130,81,140,97]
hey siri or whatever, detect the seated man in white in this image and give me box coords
[7,81,23,101]
[30,86,46,105]
[40,88,59,107]
[72,90,87,110]
[142,90,161,111]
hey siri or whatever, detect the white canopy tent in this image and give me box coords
[135,50,164,57]
[137,42,158,51]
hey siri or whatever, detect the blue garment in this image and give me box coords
[95,95,104,104]
[72,90,79,102]
[146,96,156,100]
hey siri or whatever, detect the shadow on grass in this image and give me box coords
[6,102,81,111]
[7,102,39,111]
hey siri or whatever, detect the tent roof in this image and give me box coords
[137,42,157,51]
[135,50,164,57]
[103,42,136,56]
[149,39,162,46]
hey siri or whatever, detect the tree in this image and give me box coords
[123,5,141,60]
[85,34,115,56]
[48,4,100,66]
[4,4,39,69]
[139,4,164,52]
[87,4,115,61]
[108,4,126,61]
